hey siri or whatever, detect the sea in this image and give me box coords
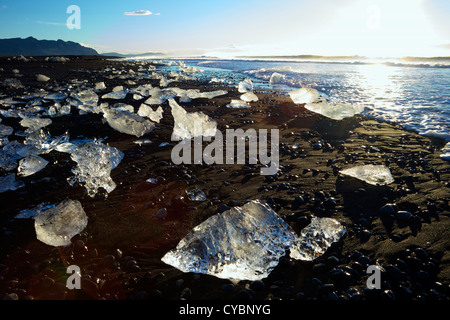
[135,56,450,147]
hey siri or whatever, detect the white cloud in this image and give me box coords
[124,10,160,16]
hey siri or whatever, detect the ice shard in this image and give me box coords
[289,87,319,104]
[226,99,250,109]
[36,74,50,82]
[20,117,52,132]
[161,200,297,281]
[169,98,217,141]
[103,109,155,137]
[102,89,128,100]
[68,140,124,197]
[269,72,285,84]
[137,104,164,123]
[440,142,450,161]
[238,78,253,93]
[71,89,99,106]
[339,164,394,186]
[24,129,69,154]
[289,217,346,261]
[0,173,25,193]
[16,202,56,219]
[240,92,258,102]
[304,102,365,120]
[0,124,13,137]
[34,199,88,247]
[17,155,48,177]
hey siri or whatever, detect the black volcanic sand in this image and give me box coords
[0,56,449,300]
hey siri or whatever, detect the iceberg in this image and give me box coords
[240,92,258,102]
[289,217,346,261]
[161,200,297,281]
[34,199,88,247]
[103,109,155,137]
[137,104,164,123]
[17,155,48,177]
[289,87,319,104]
[0,173,25,193]
[339,164,394,186]
[305,102,365,120]
[169,98,217,141]
[226,99,250,109]
[238,78,253,93]
[68,140,124,197]
[269,72,285,84]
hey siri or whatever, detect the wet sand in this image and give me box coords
[0,56,449,300]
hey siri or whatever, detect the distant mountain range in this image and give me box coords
[0,37,98,56]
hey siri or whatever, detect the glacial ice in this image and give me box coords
[102,89,128,100]
[34,199,88,247]
[137,104,164,123]
[269,72,285,84]
[339,164,394,186]
[440,142,450,161]
[16,202,55,219]
[103,109,155,137]
[305,102,365,120]
[186,186,207,201]
[71,89,99,106]
[24,129,69,154]
[68,140,124,197]
[240,92,258,102]
[20,117,52,132]
[144,88,177,105]
[169,98,217,141]
[226,99,250,109]
[238,79,253,93]
[161,200,297,281]
[0,173,25,193]
[95,82,106,90]
[0,124,13,137]
[36,74,50,82]
[289,217,346,261]
[289,87,319,104]
[17,155,48,177]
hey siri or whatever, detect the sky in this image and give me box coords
[0,0,449,58]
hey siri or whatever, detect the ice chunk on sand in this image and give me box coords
[440,142,450,161]
[186,186,207,201]
[24,129,69,154]
[240,92,258,102]
[169,98,217,141]
[226,99,250,109]
[68,140,124,197]
[289,87,319,104]
[103,109,155,137]
[137,104,163,123]
[36,74,50,82]
[0,124,13,137]
[144,88,177,105]
[238,78,253,93]
[340,164,394,186]
[102,89,128,100]
[269,72,285,84]
[289,217,346,261]
[161,200,297,281]
[72,89,99,106]
[34,199,88,247]
[20,117,52,132]
[95,82,106,90]
[305,102,365,120]
[44,92,67,101]
[17,155,48,177]
[0,174,25,193]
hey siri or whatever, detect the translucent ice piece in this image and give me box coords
[16,202,55,219]
[186,186,207,201]
[103,109,155,137]
[137,104,164,123]
[44,92,67,101]
[144,88,177,105]
[289,87,319,104]
[227,99,250,109]
[289,217,346,261]
[440,142,450,161]
[24,129,69,154]
[0,173,25,193]
[238,78,253,93]
[71,89,99,106]
[17,155,48,177]
[102,89,128,100]
[169,98,217,141]
[240,92,258,102]
[34,199,88,247]
[95,82,106,90]
[0,124,13,137]
[340,164,394,186]
[161,200,297,281]
[20,117,52,131]
[269,72,285,84]
[305,102,365,120]
[36,74,50,82]
[68,140,124,197]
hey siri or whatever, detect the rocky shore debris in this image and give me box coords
[34,199,88,247]
[339,164,394,186]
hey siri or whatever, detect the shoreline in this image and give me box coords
[0,56,448,300]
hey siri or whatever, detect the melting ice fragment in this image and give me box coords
[20,117,52,132]
[269,72,285,85]
[226,99,250,109]
[102,89,128,100]
[0,124,14,137]
[289,87,319,104]
[186,186,207,201]
[240,92,258,102]
[305,102,365,120]
[340,164,394,186]
[0,173,25,193]
[68,140,124,197]
[16,202,55,219]
[161,200,297,281]
[103,109,155,137]
[440,142,450,161]
[34,199,88,247]
[238,78,253,93]
[36,74,50,82]
[137,104,163,123]
[169,98,217,141]
[289,217,346,261]
[17,155,48,177]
